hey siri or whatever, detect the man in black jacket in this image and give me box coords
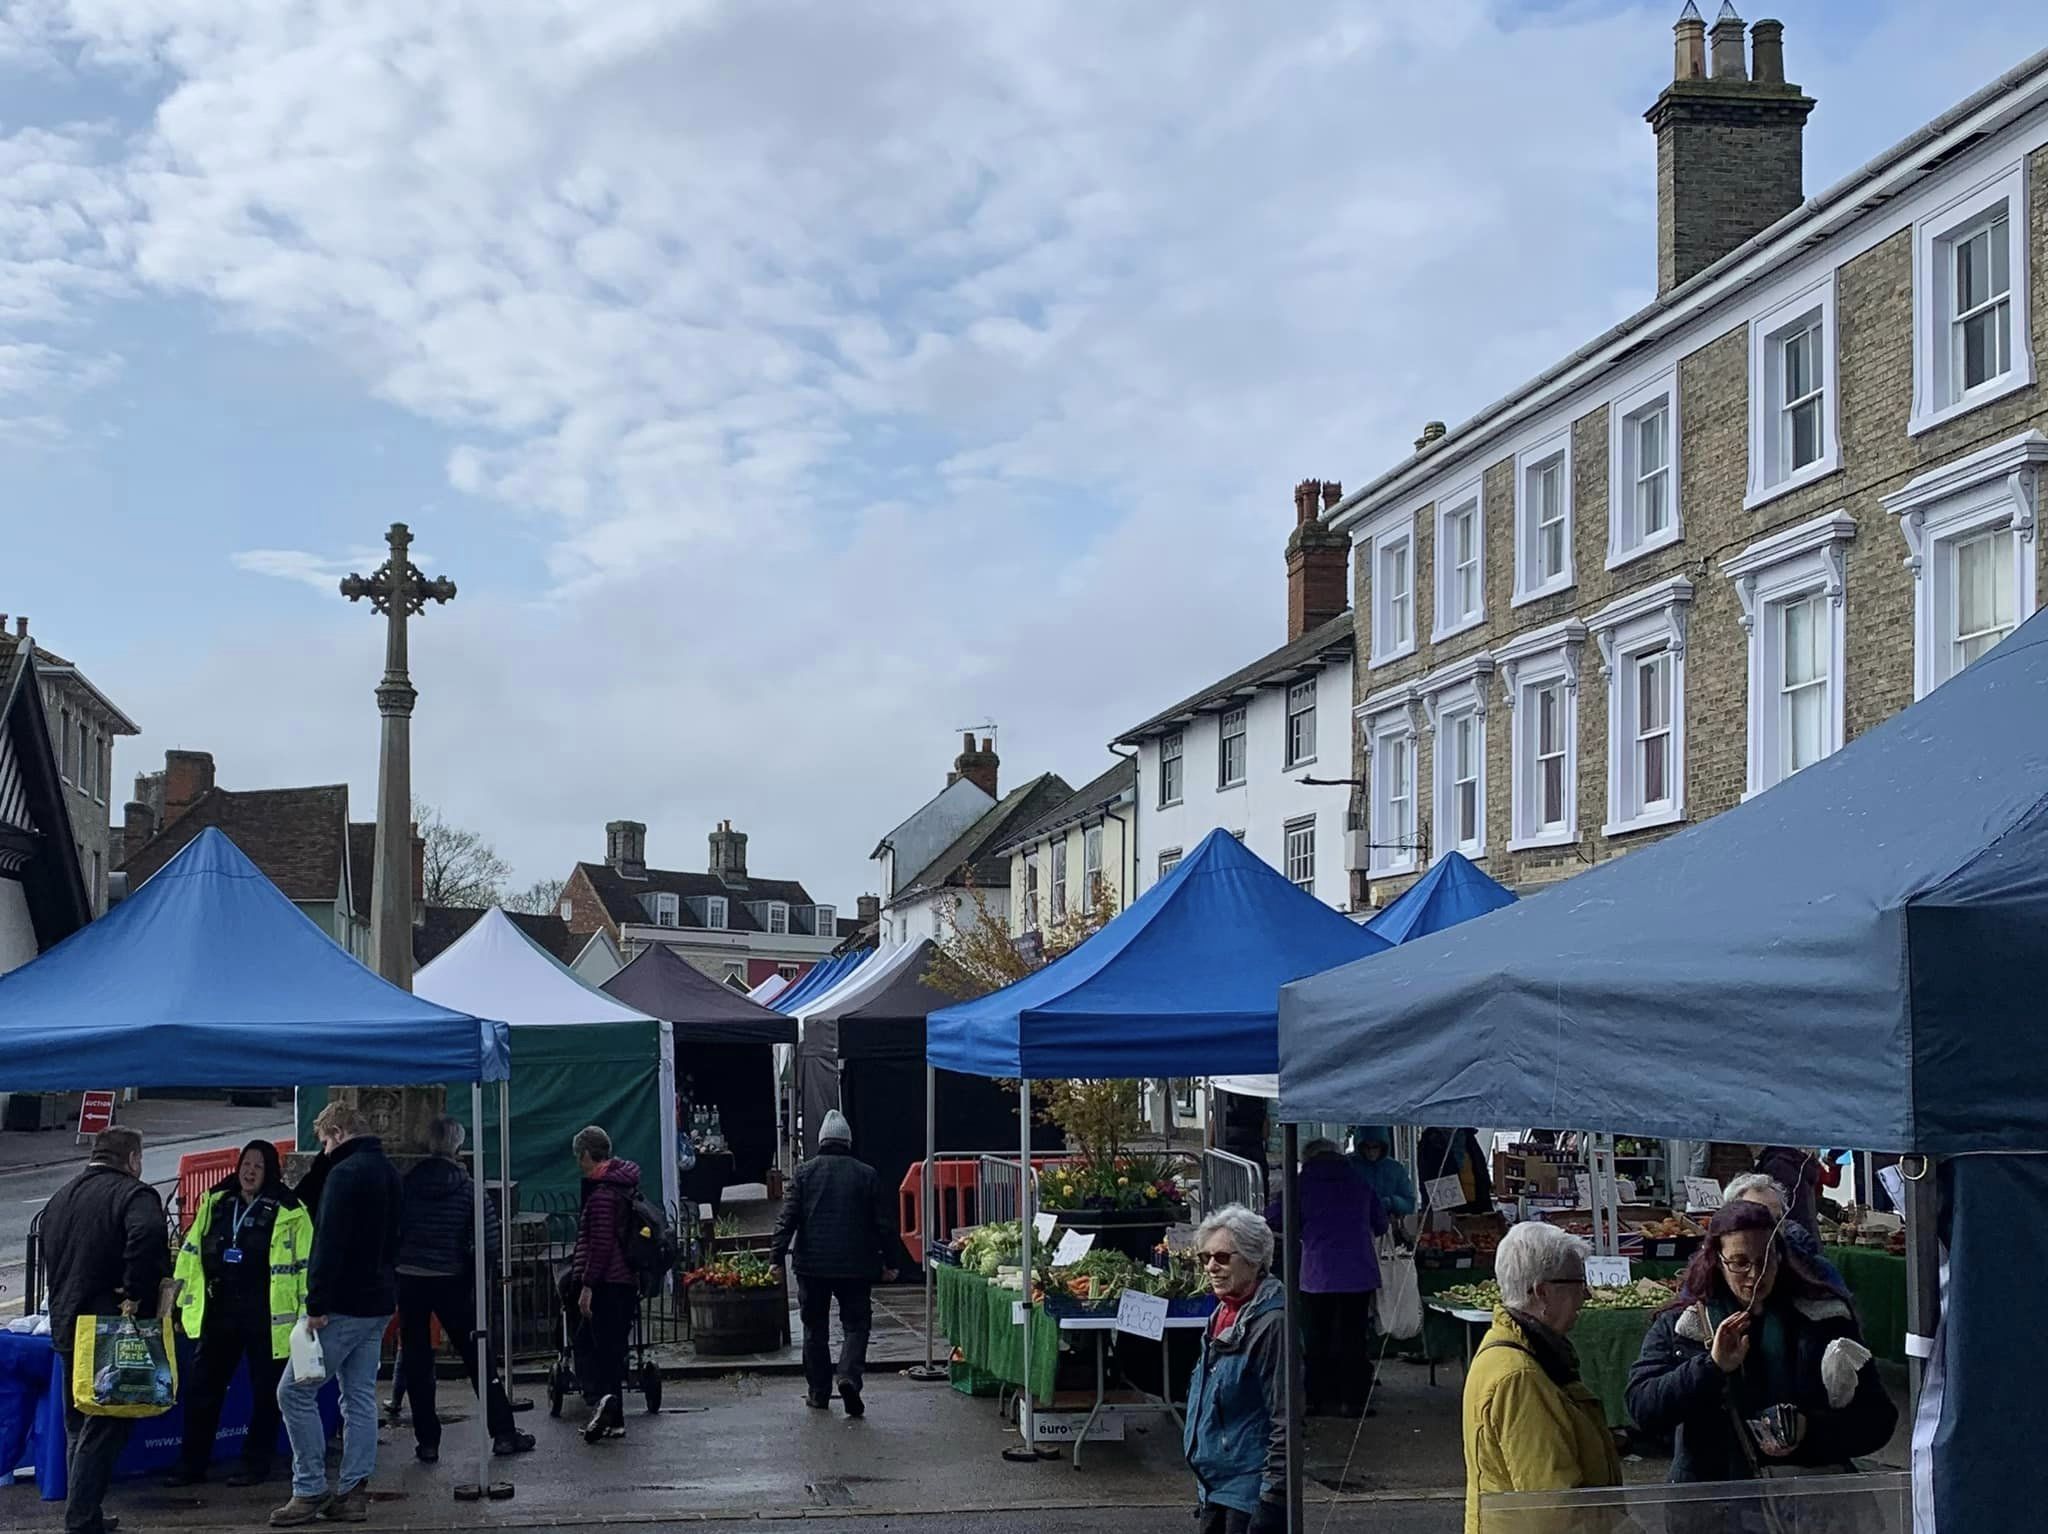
[395,1116,532,1463]
[271,1103,400,1527]
[770,1110,897,1416]
[42,1127,171,1534]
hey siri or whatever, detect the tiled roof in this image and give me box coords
[414,904,578,967]
[1115,610,1354,744]
[119,785,350,903]
[995,757,1137,855]
[575,861,821,933]
[891,772,1074,902]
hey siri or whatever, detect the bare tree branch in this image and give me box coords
[412,797,511,908]
[504,875,567,916]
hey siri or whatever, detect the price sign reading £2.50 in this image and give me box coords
[1116,1289,1168,1341]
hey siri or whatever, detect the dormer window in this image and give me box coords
[768,902,790,935]
[705,895,727,930]
[814,904,835,936]
[652,893,679,928]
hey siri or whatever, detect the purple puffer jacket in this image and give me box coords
[1266,1157,1389,1295]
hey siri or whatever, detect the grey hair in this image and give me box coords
[572,1125,612,1162]
[1724,1173,1789,1209]
[1495,1221,1587,1309]
[1195,1204,1274,1275]
[426,1116,466,1158]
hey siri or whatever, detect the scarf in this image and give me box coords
[1708,1297,1802,1411]
[1506,1307,1582,1388]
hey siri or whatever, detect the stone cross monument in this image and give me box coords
[341,522,456,990]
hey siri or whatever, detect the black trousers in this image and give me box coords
[574,1282,637,1407]
[796,1276,872,1399]
[62,1395,133,1534]
[178,1301,285,1475]
[1301,1289,1375,1413]
[1194,1504,1252,1534]
[398,1273,515,1448]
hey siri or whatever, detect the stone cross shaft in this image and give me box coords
[341,522,456,990]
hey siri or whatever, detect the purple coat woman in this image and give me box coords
[1267,1141,1388,1416]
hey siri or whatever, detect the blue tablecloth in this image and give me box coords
[1,1327,338,1500]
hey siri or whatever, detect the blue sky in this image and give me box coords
[4,0,2040,904]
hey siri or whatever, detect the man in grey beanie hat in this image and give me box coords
[772,1109,897,1415]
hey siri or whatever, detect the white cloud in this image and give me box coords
[17,0,2048,898]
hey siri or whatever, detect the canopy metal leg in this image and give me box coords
[1003,1079,1050,1462]
[1282,1121,1303,1534]
[907,1063,947,1382]
[498,1077,522,1410]
[456,1081,512,1502]
[1904,1155,1941,1408]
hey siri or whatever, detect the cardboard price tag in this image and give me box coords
[1051,1230,1096,1267]
[1424,1175,1464,1209]
[1033,1212,1059,1243]
[1115,1289,1169,1341]
[1585,1256,1632,1287]
[1684,1177,1725,1212]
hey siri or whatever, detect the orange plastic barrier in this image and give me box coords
[173,1138,299,1232]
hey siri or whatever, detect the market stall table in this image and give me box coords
[1419,1299,1658,1431]
[1053,1312,1210,1469]
[0,1325,339,1500]
[934,1263,1057,1403]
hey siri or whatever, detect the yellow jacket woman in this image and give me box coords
[167,1141,312,1488]
[1462,1223,1622,1534]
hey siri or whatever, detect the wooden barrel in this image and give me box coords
[686,1281,786,1356]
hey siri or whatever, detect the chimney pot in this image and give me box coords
[952,734,1000,799]
[1293,478,1320,527]
[1413,421,1447,452]
[1750,18,1785,83]
[1320,480,1342,511]
[1284,475,1350,643]
[1673,2,1706,79]
[13,616,25,638]
[1709,3,1746,79]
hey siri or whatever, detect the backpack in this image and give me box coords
[616,1188,679,1297]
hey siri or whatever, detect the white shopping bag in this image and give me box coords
[1374,1238,1422,1341]
[287,1318,327,1387]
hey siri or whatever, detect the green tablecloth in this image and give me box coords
[1409,1261,1684,1368]
[1825,1244,1906,1365]
[935,1263,1060,1403]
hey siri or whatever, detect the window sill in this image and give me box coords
[1743,454,1841,512]
[1432,612,1484,644]
[1511,575,1574,609]
[1438,844,1486,864]
[1218,777,1246,791]
[1368,640,1417,671]
[1605,526,1683,572]
[1286,755,1318,772]
[1908,365,2037,437]
[1507,829,1576,853]
[1159,798,1184,810]
[1601,806,1685,839]
[1366,859,1419,880]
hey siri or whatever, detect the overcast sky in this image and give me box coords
[4,1,2039,906]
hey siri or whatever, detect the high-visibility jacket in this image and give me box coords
[173,1185,313,1359]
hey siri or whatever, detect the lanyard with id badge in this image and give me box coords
[222,1197,260,1267]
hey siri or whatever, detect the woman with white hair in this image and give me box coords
[1461,1220,1621,1533]
[1181,1204,1289,1534]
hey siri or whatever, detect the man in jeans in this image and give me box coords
[567,1125,642,1444]
[770,1110,896,1417]
[272,1103,400,1526]
[42,1127,172,1534]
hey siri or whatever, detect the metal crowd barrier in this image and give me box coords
[974,1154,1038,1227]
[1197,1147,1267,1217]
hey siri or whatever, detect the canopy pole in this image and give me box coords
[906,1063,945,1381]
[1003,1077,1046,1462]
[1281,1121,1303,1534]
[456,1081,511,1502]
[1904,1155,1941,1408]
[498,1077,515,1407]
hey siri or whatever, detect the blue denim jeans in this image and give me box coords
[277,1314,388,1500]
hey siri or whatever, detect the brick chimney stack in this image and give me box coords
[709,819,750,886]
[605,819,648,880]
[950,733,1000,799]
[122,799,157,863]
[1285,478,1350,642]
[1646,4,1814,295]
[161,750,215,827]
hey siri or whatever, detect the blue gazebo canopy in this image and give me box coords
[1364,850,1516,944]
[928,827,1388,1081]
[773,947,870,1014]
[1279,607,2048,1155]
[0,827,510,1090]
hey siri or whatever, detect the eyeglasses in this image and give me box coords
[1719,1256,1770,1277]
[1198,1249,1241,1267]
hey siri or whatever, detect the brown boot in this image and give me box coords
[320,1485,370,1523]
[270,1497,326,1528]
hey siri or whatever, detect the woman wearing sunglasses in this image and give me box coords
[1181,1204,1289,1534]
[1627,1198,1895,1521]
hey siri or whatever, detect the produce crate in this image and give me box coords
[1640,1234,1703,1261]
[949,1356,1004,1397]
